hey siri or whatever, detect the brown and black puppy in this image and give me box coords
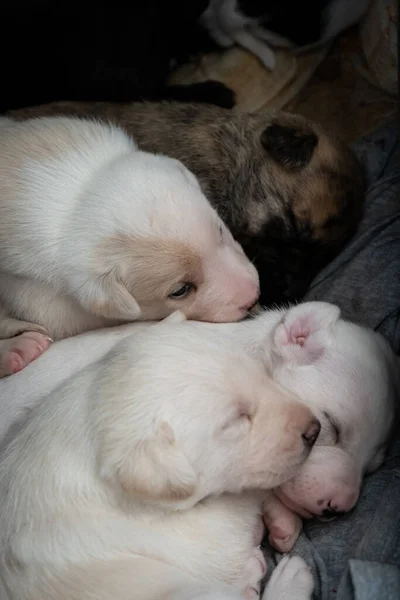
[9,102,365,307]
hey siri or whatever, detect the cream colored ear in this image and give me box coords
[117,422,197,502]
[78,271,141,321]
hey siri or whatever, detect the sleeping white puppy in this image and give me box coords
[0,312,320,600]
[0,302,397,600]
[0,115,259,377]
[259,303,399,552]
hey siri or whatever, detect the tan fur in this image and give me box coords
[97,234,203,304]
[0,305,48,339]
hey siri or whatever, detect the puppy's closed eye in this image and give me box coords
[322,411,340,445]
[220,401,253,438]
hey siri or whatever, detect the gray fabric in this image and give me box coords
[263,121,400,599]
[337,561,400,600]
[305,121,400,353]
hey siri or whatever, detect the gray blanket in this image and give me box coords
[264,121,400,600]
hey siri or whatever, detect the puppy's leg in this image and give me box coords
[0,310,52,377]
[262,493,302,553]
[262,556,314,600]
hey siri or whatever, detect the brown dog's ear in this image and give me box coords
[261,123,318,169]
[77,271,141,321]
[116,422,197,502]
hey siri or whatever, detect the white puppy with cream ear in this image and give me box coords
[0,313,319,600]
[0,302,397,600]
[0,116,259,377]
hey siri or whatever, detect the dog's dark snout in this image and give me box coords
[321,509,346,520]
[302,419,321,447]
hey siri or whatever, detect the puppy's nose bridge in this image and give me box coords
[302,419,321,448]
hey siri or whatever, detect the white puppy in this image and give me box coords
[259,303,399,552]
[0,116,259,377]
[0,302,397,600]
[0,313,319,600]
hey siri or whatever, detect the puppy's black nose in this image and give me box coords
[321,509,346,520]
[302,419,321,447]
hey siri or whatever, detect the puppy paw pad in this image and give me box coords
[242,548,267,594]
[243,585,260,599]
[0,332,52,376]
[268,526,297,553]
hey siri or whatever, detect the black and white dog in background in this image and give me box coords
[0,1,370,113]
[201,0,371,69]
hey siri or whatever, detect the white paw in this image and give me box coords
[239,547,267,597]
[262,556,314,600]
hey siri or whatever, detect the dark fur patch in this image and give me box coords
[261,124,318,169]
[240,214,338,307]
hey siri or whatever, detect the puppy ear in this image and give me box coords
[78,271,141,321]
[261,123,318,169]
[116,422,197,502]
[273,302,341,365]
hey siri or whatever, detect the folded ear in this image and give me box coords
[115,422,197,503]
[77,271,141,321]
[261,122,318,169]
[273,302,341,365]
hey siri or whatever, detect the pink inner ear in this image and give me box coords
[274,302,340,364]
[274,316,313,352]
[289,319,309,347]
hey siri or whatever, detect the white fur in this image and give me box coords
[0,303,398,598]
[0,313,320,600]
[0,116,259,354]
[201,0,371,70]
[0,303,397,598]
[1,301,397,508]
